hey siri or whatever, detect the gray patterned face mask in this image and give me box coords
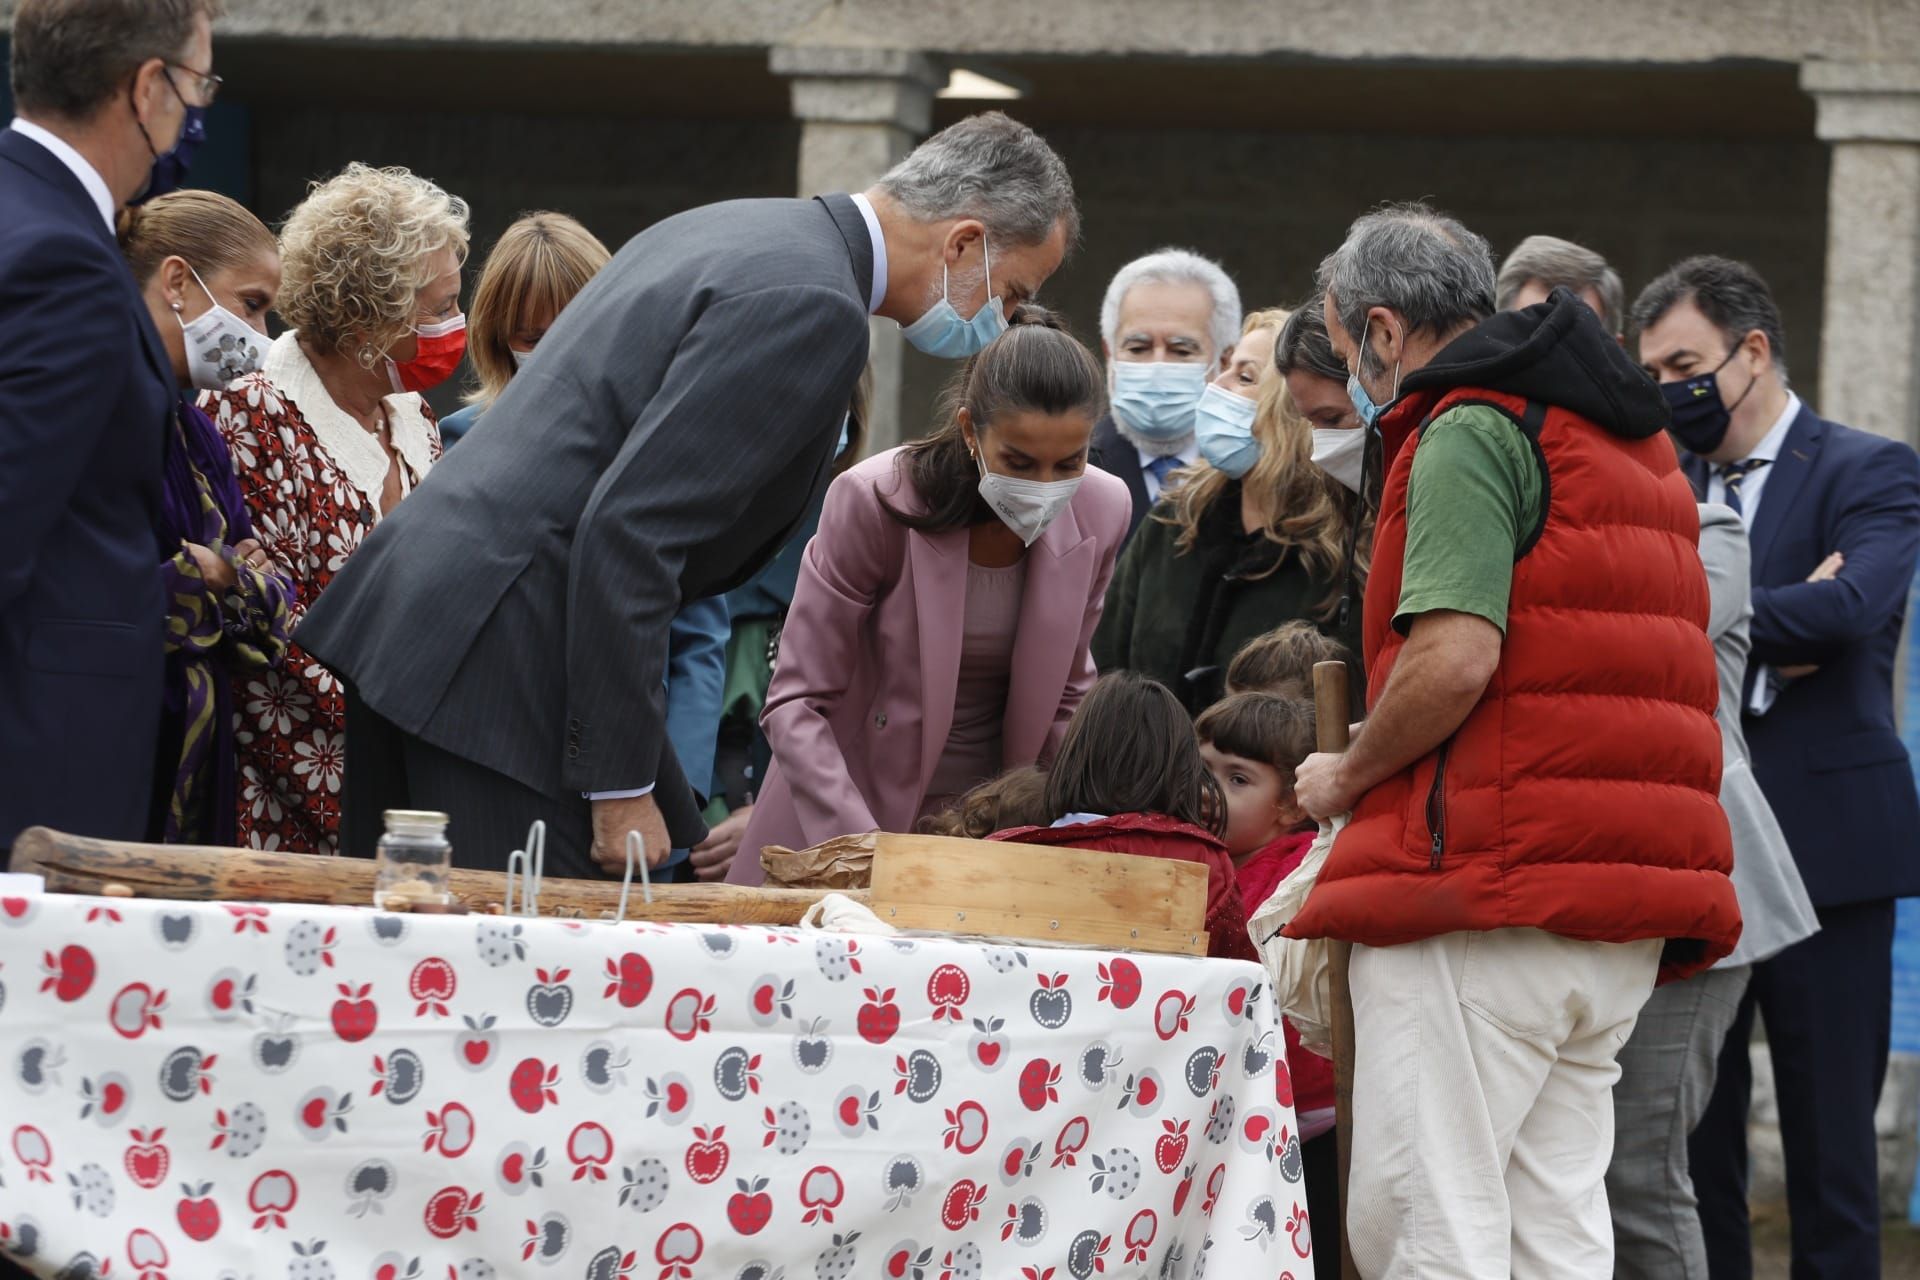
[178,264,266,391]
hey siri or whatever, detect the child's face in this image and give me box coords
[1200,743,1300,857]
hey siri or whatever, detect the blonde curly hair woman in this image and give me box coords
[204,162,469,855]
[1092,305,1364,713]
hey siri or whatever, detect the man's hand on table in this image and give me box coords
[591,792,672,874]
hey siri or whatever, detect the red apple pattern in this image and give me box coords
[0,894,1294,1276]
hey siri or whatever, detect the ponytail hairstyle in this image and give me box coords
[1042,671,1226,838]
[882,304,1106,532]
[118,189,278,289]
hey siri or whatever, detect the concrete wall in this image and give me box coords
[243,106,1827,440]
[18,0,1910,67]
[900,126,1832,437]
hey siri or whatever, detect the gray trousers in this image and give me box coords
[1608,963,1753,1278]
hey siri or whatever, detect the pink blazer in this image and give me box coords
[729,447,1130,882]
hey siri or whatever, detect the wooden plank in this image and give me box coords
[867,832,1209,955]
[1314,659,1362,1280]
[7,827,845,925]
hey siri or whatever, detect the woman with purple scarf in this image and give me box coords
[120,191,292,844]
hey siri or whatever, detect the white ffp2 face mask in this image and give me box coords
[178,264,266,391]
[975,448,1081,546]
[1310,426,1367,493]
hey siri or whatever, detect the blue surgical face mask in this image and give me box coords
[900,240,1008,359]
[836,412,852,458]
[1110,360,1209,442]
[1344,322,1400,430]
[1193,382,1261,478]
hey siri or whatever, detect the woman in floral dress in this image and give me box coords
[205,163,469,855]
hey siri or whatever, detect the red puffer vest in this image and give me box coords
[991,814,1256,961]
[1286,385,1741,983]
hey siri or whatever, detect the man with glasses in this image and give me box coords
[0,0,221,866]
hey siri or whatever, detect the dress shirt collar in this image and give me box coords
[9,118,115,230]
[849,191,888,315]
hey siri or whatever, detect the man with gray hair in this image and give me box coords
[1089,247,1242,541]
[300,111,1078,880]
[1495,233,1626,336]
[1,0,221,860]
[1287,202,1739,1277]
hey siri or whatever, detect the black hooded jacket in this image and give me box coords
[1399,286,1671,443]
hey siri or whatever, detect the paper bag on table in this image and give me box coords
[1246,813,1345,1059]
[759,831,876,890]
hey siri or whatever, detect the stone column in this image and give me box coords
[771,46,944,455]
[1802,62,1920,445]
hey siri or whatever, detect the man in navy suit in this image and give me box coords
[0,0,218,862]
[1636,255,1920,1279]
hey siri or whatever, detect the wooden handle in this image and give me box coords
[7,827,846,925]
[1313,659,1351,754]
[1307,662,1363,1279]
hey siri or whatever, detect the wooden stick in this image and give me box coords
[1312,660,1362,1280]
[7,827,846,925]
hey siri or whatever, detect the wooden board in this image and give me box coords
[867,832,1209,956]
[7,827,842,926]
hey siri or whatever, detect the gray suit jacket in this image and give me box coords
[1698,502,1819,966]
[297,194,875,845]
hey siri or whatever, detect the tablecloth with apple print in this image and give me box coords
[0,892,1311,1280]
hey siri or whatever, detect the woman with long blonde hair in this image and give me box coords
[1092,305,1364,712]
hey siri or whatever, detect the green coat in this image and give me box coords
[1092,481,1361,713]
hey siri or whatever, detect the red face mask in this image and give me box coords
[387,313,467,394]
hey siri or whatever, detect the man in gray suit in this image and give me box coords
[297,111,1078,880]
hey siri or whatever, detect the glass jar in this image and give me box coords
[375,810,452,908]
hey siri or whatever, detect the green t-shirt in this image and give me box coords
[1394,404,1546,634]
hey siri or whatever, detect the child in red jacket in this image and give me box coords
[988,671,1255,962]
[1194,688,1339,1275]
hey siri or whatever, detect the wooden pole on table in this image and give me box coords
[1312,659,1362,1280]
[7,827,842,925]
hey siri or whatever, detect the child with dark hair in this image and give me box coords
[1194,688,1338,1273]
[922,765,1050,840]
[1195,692,1317,906]
[989,671,1255,961]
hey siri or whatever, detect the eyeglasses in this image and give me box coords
[165,61,223,107]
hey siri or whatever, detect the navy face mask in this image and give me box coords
[130,71,206,207]
[1661,340,1756,456]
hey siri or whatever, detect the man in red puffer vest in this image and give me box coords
[1285,204,1740,1280]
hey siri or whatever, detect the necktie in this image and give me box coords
[1717,458,1771,517]
[1146,454,1182,492]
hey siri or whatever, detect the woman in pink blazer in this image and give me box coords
[730,310,1131,881]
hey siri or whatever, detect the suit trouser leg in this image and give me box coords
[1608,964,1752,1279]
[396,733,597,881]
[1689,979,1759,1279]
[340,682,410,863]
[1762,900,1894,1279]
[341,683,596,880]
